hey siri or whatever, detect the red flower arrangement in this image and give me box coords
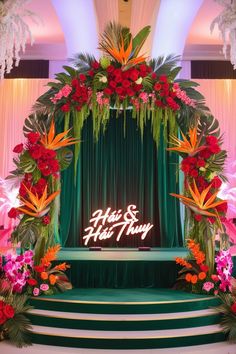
[0,300,15,325]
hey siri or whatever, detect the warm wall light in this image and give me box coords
[211,0,236,69]
[0,0,36,79]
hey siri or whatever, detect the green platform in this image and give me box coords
[57,248,187,288]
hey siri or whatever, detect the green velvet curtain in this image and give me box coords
[59,110,183,248]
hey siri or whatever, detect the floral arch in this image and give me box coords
[1,23,235,346]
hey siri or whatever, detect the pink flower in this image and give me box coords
[202,282,214,292]
[139,92,148,103]
[33,287,40,296]
[40,283,49,292]
[61,84,72,97]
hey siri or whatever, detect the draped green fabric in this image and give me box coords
[59,110,183,247]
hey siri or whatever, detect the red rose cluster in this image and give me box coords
[51,60,188,113]
[180,134,227,223]
[0,300,15,325]
[27,133,59,177]
[181,135,221,181]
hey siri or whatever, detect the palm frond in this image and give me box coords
[69,53,97,72]
[98,22,126,55]
[149,54,181,76]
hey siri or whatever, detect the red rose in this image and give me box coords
[0,310,7,325]
[122,79,131,88]
[154,82,161,91]
[155,100,164,108]
[43,149,56,159]
[115,87,124,95]
[61,103,71,112]
[109,80,117,88]
[159,75,167,82]
[27,278,38,286]
[91,61,100,70]
[29,145,44,160]
[199,149,212,159]
[139,64,148,72]
[126,88,135,97]
[71,78,79,88]
[133,83,143,92]
[3,304,15,319]
[196,159,206,167]
[0,301,4,309]
[36,178,47,187]
[189,169,198,178]
[209,144,221,154]
[194,214,202,222]
[200,264,209,272]
[88,70,94,77]
[13,143,24,153]
[34,265,45,273]
[207,217,216,224]
[107,65,115,73]
[114,75,122,83]
[216,202,228,213]
[79,74,86,82]
[162,83,169,91]
[151,73,157,80]
[206,136,218,145]
[42,215,51,225]
[104,88,112,96]
[27,132,41,144]
[8,207,19,219]
[129,69,139,81]
[231,303,236,314]
[212,176,222,188]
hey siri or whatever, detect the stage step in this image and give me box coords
[29,288,225,349]
[28,308,221,331]
[30,324,225,349]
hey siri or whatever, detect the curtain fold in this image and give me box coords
[59,110,183,248]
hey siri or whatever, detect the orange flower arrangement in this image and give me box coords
[29,244,71,296]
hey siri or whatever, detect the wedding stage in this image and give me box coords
[27,248,228,349]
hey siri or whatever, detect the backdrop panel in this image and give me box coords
[59,110,183,248]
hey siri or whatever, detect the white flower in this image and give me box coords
[99,76,108,83]
[135,77,143,85]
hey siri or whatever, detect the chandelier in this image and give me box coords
[0,0,35,79]
[211,0,236,69]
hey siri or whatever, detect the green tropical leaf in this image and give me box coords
[19,151,37,173]
[63,65,77,77]
[142,75,153,91]
[132,25,151,57]
[4,314,32,347]
[33,235,46,265]
[70,52,96,72]
[56,147,73,170]
[12,221,40,248]
[198,114,221,137]
[149,54,181,76]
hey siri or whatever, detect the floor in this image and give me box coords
[1,341,236,354]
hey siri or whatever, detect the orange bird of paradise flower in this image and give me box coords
[170,180,227,219]
[17,185,60,217]
[167,127,206,156]
[105,38,146,67]
[40,120,79,150]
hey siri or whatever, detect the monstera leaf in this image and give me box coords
[198,114,221,137]
[207,150,228,181]
[12,221,40,248]
[23,112,52,136]
[18,151,37,173]
[56,147,73,171]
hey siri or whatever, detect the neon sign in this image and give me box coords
[83,204,153,245]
